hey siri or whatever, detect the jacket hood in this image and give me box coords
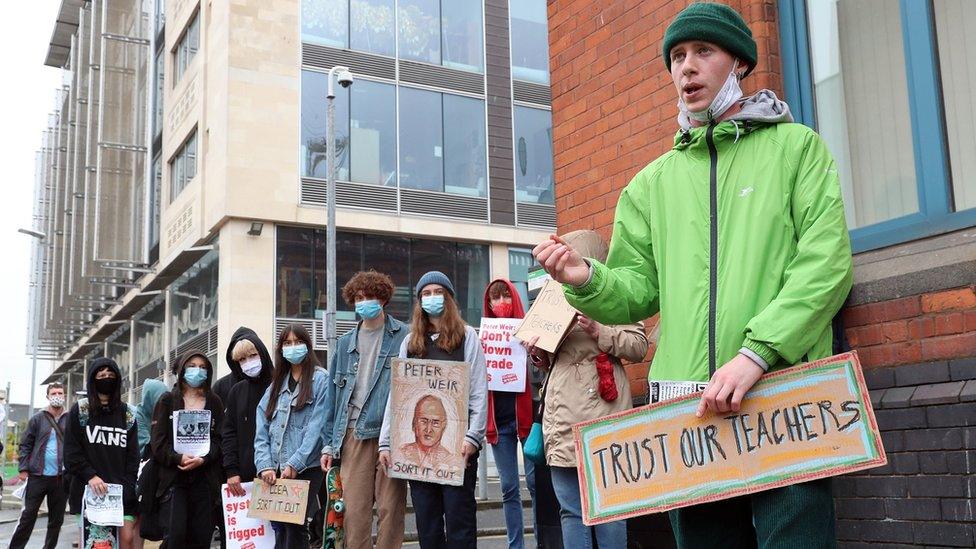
[173,350,214,393]
[87,357,124,414]
[677,89,794,133]
[225,326,274,384]
[561,230,609,263]
[139,378,168,418]
[482,278,526,319]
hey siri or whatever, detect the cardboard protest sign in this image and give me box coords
[83,484,124,527]
[173,409,211,456]
[388,358,469,486]
[479,318,527,392]
[248,478,309,525]
[574,352,886,525]
[514,279,577,353]
[222,482,274,548]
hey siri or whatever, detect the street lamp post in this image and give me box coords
[18,228,46,416]
[325,66,353,359]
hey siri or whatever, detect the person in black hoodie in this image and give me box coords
[221,327,274,496]
[151,351,224,549]
[63,357,140,548]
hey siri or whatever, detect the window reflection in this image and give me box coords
[513,106,553,204]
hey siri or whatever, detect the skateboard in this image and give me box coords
[324,466,345,549]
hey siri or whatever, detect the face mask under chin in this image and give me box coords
[678,59,743,123]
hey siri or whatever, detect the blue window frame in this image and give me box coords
[778,0,976,252]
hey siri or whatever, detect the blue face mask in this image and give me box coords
[183,366,208,388]
[355,299,383,320]
[421,295,445,316]
[282,343,308,365]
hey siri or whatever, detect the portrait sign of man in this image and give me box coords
[399,395,454,465]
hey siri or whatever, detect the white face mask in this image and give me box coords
[48,395,65,408]
[240,357,263,378]
[678,59,743,123]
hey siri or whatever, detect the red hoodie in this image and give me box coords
[483,278,534,443]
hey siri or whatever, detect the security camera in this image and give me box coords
[337,68,354,88]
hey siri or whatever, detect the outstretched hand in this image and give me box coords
[532,235,589,287]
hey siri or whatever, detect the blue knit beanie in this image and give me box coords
[415,271,455,298]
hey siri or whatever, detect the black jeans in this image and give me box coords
[161,475,215,549]
[9,475,67,549]
[408,458,478,549]
[271,467,324,549]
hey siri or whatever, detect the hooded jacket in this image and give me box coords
[136,379,168,456]
[63,357,140,513]
[566,90,853,381]
[542,230,649,467]
[221,327,274,481]
[150,351,224,496]
[482,278,534,443]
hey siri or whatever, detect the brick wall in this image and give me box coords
[836,359,976,547]
[844,286,976,369]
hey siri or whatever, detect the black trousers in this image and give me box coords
[409,460,478,549]
[271,467,324,549]
[161,477,215,549]
[9,475,67,549]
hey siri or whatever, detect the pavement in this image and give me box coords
[0,475,535,547]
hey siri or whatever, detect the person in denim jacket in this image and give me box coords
[319,270,409,549]
[254,323,327,548]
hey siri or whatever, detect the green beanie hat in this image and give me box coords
[663,2,758,77]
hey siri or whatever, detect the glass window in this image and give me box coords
[443,94,487,196]
[513,105,553,204]
[277,226,315,318]
[149,154,161,263]
[933,0,976,212]
[277,226,489,325]
[398,0,440,65]
[302,0,347,48]
[442,0,483,72]
[454,242,489,324]
[507,248,536,306]
[806,0,917,229]
[153,50,164,138]
[350,79,397,186]
[351,0,396,56]
[363,233,412,320]
[509,0,549,84]
[301,70,349,179]
[399,87,443,191]
[169,129,197,202]
[174,12,199,84]
[169,250,218,346]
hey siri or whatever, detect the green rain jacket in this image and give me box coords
[565,90,853,382]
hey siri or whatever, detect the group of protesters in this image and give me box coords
[11,237,643,549]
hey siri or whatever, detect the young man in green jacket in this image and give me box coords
[534,2,853,546]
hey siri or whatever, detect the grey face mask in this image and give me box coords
[678,59,743,123]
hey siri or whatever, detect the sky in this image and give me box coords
[0,1,65,408]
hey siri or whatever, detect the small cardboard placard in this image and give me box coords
[247,479,310,525]
[479,317,527,393]
[222,482,275,548]
[388,358,470,486]
[514,279,578,353]
[574,352,886,525]
[173,409,211,457]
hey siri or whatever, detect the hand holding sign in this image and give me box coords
[696,353,766,417]
[514,280,578,353]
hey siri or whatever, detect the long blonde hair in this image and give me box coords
[407,293,467,357]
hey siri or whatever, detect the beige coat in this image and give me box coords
[540,229,650,468]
